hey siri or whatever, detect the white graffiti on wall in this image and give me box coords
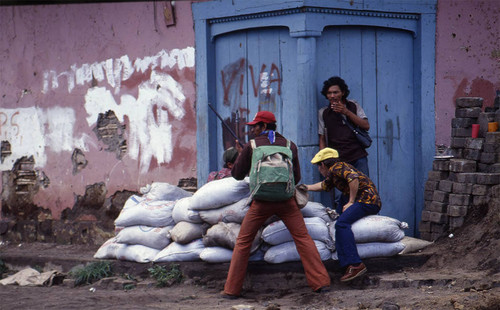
[1,48,194,172]
[42,47,195,94]
[0,107,91,169]
[84,71,186,173]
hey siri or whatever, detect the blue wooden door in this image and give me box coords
[317,26,417,233]
[213,27,296,161]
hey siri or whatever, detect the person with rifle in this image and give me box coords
[206,147,239,182]
[220,111,331,299]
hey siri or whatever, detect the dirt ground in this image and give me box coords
[0,200,499,309]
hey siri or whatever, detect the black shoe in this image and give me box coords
[314,286,331,294]
[220,290,240,300]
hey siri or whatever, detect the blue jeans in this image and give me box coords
[335,202,380,268]
[334,156,369,212]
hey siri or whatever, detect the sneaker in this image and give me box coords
[314,286,331,294]
[340,263,367,282]
[220,290,240,300]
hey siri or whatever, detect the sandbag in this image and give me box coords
[154,239,205,262]
[202,222,261,253]
[261,217,334,249]
[114,198,176,227]
[399,236,433,254]
[264,240,331,264]
[300,201,333,223]
[189,177,250,211]
[169,221,207,244]
[140,182,193,201]
[198,197,250,225]
[172,197,203,224]
[115,225,173,249]
[331,241,405,260]
[199,246,234,263]
[94,238,159,263]
[329,215,407,244]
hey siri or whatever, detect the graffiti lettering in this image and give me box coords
[221,58,282,107]
[42,47,195,94]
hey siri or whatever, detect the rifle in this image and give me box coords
[208,103,244,147]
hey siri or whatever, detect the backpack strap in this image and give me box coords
[250,139,256,149]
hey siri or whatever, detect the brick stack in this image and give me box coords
[420,97,500,241]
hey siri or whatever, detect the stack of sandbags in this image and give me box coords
[94,183,192,263]
[156,177,251,263]
[331,215,408,260]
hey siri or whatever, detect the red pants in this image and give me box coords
[224,198,331,295]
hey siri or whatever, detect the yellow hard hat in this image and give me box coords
[311,148,339,164]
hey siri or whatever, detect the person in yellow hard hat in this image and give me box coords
[306,148,381,282]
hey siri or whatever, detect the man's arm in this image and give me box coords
[306,182,323,192]
[319,134,326,150]
[342,178,360,212]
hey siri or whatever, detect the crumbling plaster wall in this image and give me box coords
[435,0,500,146]
[0,1,197,224]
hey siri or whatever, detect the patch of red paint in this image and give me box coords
[452,77,497,110]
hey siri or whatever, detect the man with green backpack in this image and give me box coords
[221,111,331,299]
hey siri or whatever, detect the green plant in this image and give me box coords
[0,259,8,277]
[70,261,113,286]
[148,264,184,288]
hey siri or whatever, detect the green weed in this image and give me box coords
[70,261,113,286]
[148,264,184,288]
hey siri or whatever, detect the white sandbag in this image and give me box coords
[116,244,160,263]
[331,241,406,260]
[154,239,205,262]
[329,215,407,244]
[199,246,234,263]
[300,201,334,223]
[94,238,159,263]
[202,222,261,253]
[172,197,203,224]
[198,197,250,225]
[115,225,173,250]
[261,217,334,249]
[122,194,146,210]
[140,182,193,201]
[94,237,126,259]
[399,236,433,254]
[114,199,176,227]
[189,177,250,211]
[264,240,331,264]
[169,221,207,244]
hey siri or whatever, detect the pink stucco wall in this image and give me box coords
[0,2,198,219]
[435,0,500,146]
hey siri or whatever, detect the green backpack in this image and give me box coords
[249,139,295,201]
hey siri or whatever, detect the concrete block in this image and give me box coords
[451,118,474,128]
[450,137,467,148]
[463,149,481,161]
[429,212,448,224]
[449,193,471,205]
[438,180,453,192]
[432,160,450,171]
[489,164,500,173]
[485,132,500,145]
[476,173,500,184]
[451,128,472,137]
[480,152,500,164]
[449,172,477,183]
[490,185,500,198]
[447,205,468,217]
[456,97,483,108]
[419,221,431,232]
[429,201,448,212]
[472,184,489,196]
[427,170,449,181]
[477,163,491,172]
[483,142,500,153]
[432,191,449,203]
[452,182,473,194]
[424,190,434,201]
[425,180,439,191]
[421,210,431,221]
[449,159,476,173]
[455,107,481,118]
[419,232,432,241]
[431,222,447,233]
[464,138,484,150]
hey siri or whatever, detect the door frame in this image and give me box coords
[192,0,437,229]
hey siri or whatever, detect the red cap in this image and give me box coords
[246,111,276,125]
